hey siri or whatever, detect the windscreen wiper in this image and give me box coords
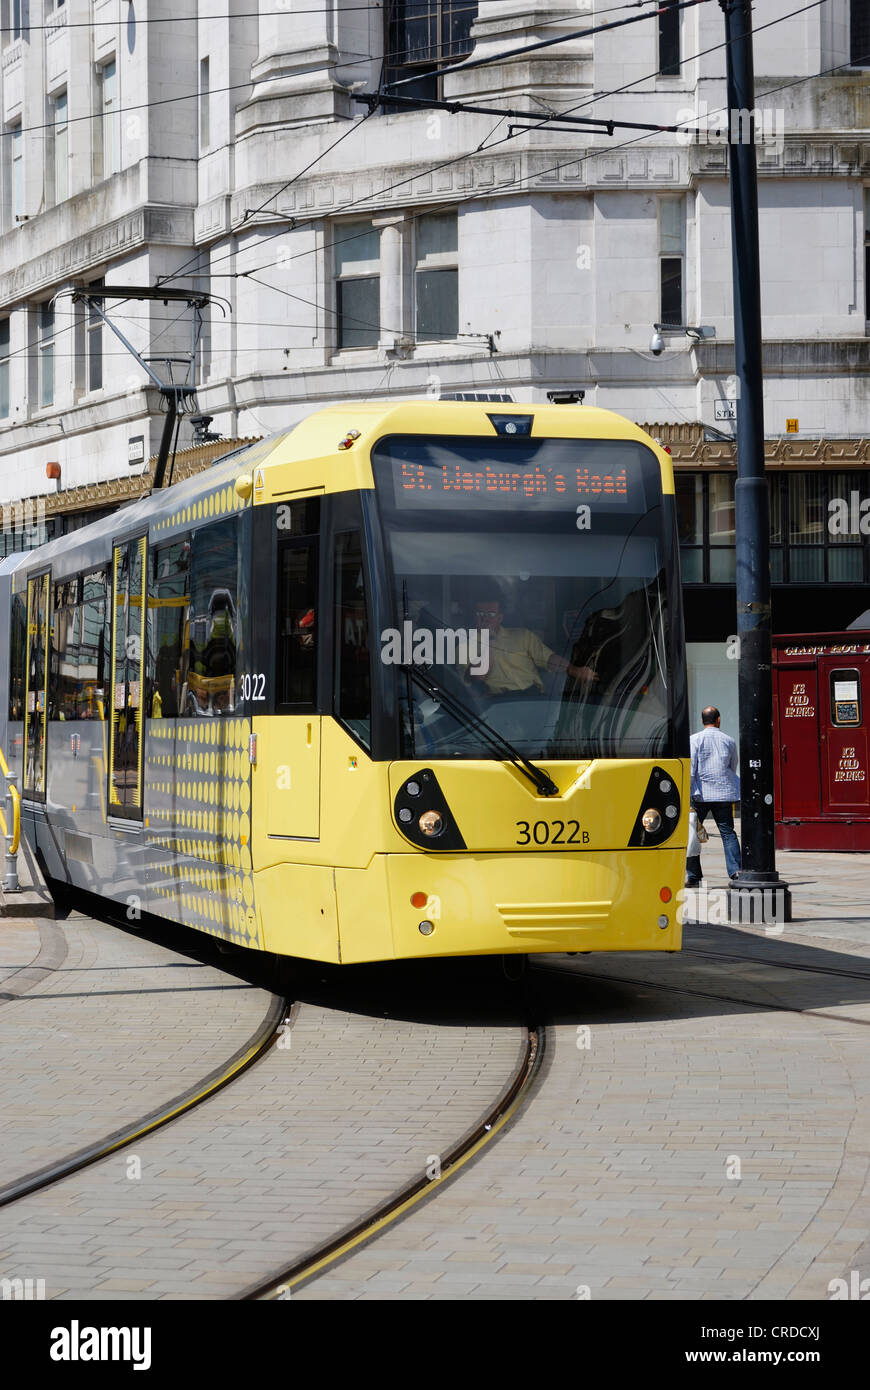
[404,664,559,798]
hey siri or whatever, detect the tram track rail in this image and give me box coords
[242,1021,543,1300]
[532,952,870,1029]
[0,989,290,1209]
[682,943,870,984]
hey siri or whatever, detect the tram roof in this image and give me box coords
[5,400,672,581]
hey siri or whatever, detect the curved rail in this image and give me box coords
[0,992,290,1208]
[242,1023,543,1300]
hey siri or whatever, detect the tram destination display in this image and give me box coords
[376,436,654,513]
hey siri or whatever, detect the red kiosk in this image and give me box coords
[773,632,870,851]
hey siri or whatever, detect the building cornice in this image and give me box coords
[643,422,870,467]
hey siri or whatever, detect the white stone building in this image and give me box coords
[0,0,868,711]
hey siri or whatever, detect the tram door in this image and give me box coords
[23,571,49,800]
[267,498,321,839]
[108,536,147,819]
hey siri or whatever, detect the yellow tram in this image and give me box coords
[3,400,689,961]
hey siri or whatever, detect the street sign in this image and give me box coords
[786,418,799,433]
[714,400,737,421]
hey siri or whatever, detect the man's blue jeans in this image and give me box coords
[686,800,741,882]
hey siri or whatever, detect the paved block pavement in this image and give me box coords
[0,914,524,1299]
[297,853,870,1300]
[0,912,274,1187]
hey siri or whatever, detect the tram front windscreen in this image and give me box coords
[371,433,683,761]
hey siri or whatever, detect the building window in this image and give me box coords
[659,0,680,76]
[95,59,118,180]
[384,0,478,104]
[415,211,458,342]
[199,57,210,151]
[676,470,868,585]
[11,123,23,222]
[865,187,870,321]
[87,280,103,392]
[51,90,68,206]
[0,318,9,418]
[335,223,380,349]
[2,0,23,46]
[659,197,684,327]
[851,0,870,66]
[38,303,55,408]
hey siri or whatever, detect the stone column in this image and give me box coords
[445,1,593,107]
[238,0,353,131]
[373,214,408,352]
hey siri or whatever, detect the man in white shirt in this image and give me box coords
[686,705,741,885]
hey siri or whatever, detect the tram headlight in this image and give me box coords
[641,808,662,833]
[628,767,681,847]
[418,810,443,837]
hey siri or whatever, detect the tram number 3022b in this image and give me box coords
[515,820,590,846]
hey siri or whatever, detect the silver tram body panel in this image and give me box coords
[0,437,278,944]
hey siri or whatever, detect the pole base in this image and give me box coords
[727,875,792,927]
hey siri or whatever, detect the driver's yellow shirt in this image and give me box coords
[479,627,553,694]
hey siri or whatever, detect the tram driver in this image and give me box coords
[469,591,598,699]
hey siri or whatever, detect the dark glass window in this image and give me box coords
[188,517,241,715]
[0,317,9,418]
[8,590,25,720]
[830,668,862,726]
[660,258,682,327]
[277,499,320,709]
[50,577,81,719]
[334,530,371,749]
[659,0,680,76]
[676,470,869,585]
[337,277,380,349]
[148,539,191,718]
[109,537,147,816]
[24,572,49,798]
[87,280,103,392]
[851,0,870,66]
[79,569,108,720]
[384,0,478,105]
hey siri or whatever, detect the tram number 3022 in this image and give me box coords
[516,820,589,846]
[240,673,266,702]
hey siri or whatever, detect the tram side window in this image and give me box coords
[148,538,191,718]
[49,578,80,720]
[334,530,371,748]
[277,501,319,709]
[8,591,26,720]
[79,570,108,720]
[188,517,240,716]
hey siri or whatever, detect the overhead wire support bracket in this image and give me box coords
[61,285,229,492]
[352,92,683,138]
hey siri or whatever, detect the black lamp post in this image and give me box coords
[719,0,791,925]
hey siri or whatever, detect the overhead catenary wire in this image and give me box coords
[210,0,832,291]
[382,0,711,89]
[0,0,843,377]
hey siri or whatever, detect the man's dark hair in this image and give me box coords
[701,706,720,725]
[474,590,504,609]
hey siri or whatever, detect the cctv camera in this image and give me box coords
[649,328,665,356]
